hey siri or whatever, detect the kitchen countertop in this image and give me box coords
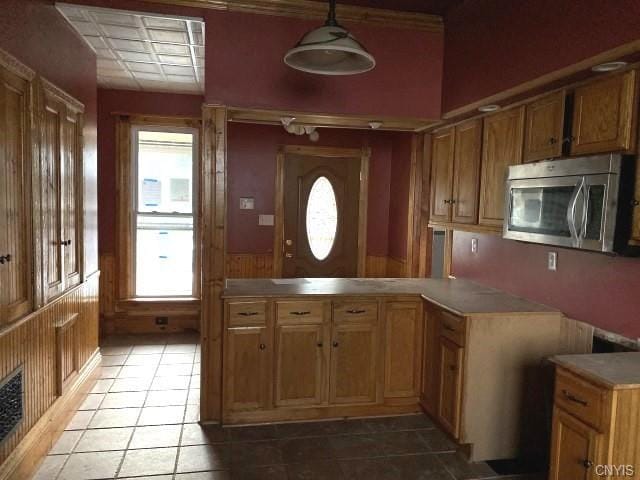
[551,352,640,390]
[222,277,558,316]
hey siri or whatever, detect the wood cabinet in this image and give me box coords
[429,127,454,223]
[224,300,273,412]
[383,301,423,399]
[549,362,640,480]
[41,81,84,303]
[438,336,463,438]
[0,61,33,325]
[570,70,636,155]
[523,90,565,163]
[429,120,482,225]
[420,306,440,416]
[274,301,329,407]
[479,106,525,226]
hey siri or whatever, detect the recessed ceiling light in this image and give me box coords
[591,61,627,72]
[478,104,500,113]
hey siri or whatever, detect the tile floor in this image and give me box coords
[33,334,543,480]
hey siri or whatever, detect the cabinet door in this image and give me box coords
[420,305,440,415]
[383,301,423,398]
[329,320,378,405]
[523,90,565,162]
[452,119,482,224]
[571,70,636,155]
[549,407,601,480]
[0,65,32,324]
[274,323,329,407]
[438,336,463,439]
[479,106,525,227]
[224,326,272,412]
[429,127,455,223]
[62,108,82,288]
[41,91,65,301]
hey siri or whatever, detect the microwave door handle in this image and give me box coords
[580,183,589,239]
[567,179,584,241]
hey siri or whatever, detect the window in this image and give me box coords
[132,127,198,297]
[305,176,338,261]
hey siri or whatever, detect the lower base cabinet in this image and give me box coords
[438,336,463,438]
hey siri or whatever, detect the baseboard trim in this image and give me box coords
[0,349,101,480]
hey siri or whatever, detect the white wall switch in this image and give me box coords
[258,214,274,226]
[548,251,557,271]
[471,238,478,253]
[240,197,255,210]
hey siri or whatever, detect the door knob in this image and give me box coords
[582,460,593,469]
[332,341,339,347]
[259,343,266,350]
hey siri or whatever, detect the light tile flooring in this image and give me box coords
[34,334,543,480]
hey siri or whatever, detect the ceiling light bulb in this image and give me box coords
[369,121,383,130]
[591,61,627,72]
[478,104,500,113]
[281,116,296,127]
[309,130,320,142]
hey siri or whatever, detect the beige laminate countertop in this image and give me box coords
[222,277,558,316]
[551,352,640,390]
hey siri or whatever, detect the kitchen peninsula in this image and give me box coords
[212,277,581,461]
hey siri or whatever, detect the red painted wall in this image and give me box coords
[0,0,99,274]
[97,89,204,254]
[205,10,443,118]
[443,0,640,112]
[227,123,396,256]
[387,133,413,260]
[452,232,640,339]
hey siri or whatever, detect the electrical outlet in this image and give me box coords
[471,238,478,253]
[548,252,557,271]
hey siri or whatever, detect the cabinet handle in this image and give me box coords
[443,199,451,204]
[61,240,72,246]
[548,137,558,145]
[632,199,639,207]
[346,309,366,314]
[562,389,588,406]
[5,254,11,263]
[0,256,5,265]
[332,341,339,347]
[582,460,593,469]
[290,311,311,316]
[443,325,456,332]
[316,342,323,348]
[450,199,456,204]
[259,343,266,350]
[238,312,259,317]
[562,136,575,145]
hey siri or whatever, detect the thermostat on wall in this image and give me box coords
[239,197,255,210]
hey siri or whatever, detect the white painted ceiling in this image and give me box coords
[56,3,204,94]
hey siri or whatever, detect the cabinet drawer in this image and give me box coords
[228,301,267,327]
[554,368,609,431]
[333,301,378,323]
[277,301,326,324]
[439,310,466,346]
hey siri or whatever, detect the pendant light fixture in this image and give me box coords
[284,0,375,75]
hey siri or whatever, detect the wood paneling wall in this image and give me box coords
[365,255,388,278]
[386,257,408,277]
[0,274,99,472]
[226,254,274,278]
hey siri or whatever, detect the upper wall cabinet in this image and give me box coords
[0,63,33,326]
[429,119,482,225]
[523,90,565,163]
[41,80,84,303]
[479,106,525,227]
[570,70,636,155]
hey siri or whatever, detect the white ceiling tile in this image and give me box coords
[95,48,116,59]
[193,32,204,46]
[157,54,192,66]
[72,21,99,36]
[151,43,190,56]
[85,36,108,49]
[148,29,189,43]
[162,65,193,76]
[142,16,186,31]
[108,38,148,53]
[166,74,196,83]
[57,5,88,22]
[97,58,122,69]
[101,24,143,40]
[118,50,154,62]
[98,68,132,79]
[125,62,161,73]
[132,71,165,81]
[195,57,204,67]
[91,11,138,27]
[194,46,204,58]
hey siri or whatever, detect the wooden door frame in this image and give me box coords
[273,145,370,278]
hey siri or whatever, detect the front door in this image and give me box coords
[282,151,361,278]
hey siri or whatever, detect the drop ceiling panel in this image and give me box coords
[56,2,204,94]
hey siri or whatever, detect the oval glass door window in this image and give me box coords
[306,176,338,261]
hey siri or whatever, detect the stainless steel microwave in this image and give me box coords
[503,154,636,253]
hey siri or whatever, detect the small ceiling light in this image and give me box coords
[308,130,320,142]
[280,116,296,127]
[284,0,375,76]
[591,61,627,72]
[478,104,500,113]
[369,121,383,130]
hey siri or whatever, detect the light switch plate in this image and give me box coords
[239,197,255,210]
[258,214,274,226]
[471,238,478,253]
[548,251,557,271]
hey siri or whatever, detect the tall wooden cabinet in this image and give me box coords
[0,62,33,325]
[429,127,455,223]
[41,80,83,303]
[523,90,566,163]
[479,106,525,226]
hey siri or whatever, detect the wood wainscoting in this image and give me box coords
[386,257,408,277]
[0,274,100,480]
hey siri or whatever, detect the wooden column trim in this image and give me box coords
[115,115,132,300]
[405,134,425,277]
[200,105,227,422]
[273,148,285,279]
[357,147,370,277]
[418,133,432,277]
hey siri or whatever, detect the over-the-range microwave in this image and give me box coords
[503,154,638,254]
